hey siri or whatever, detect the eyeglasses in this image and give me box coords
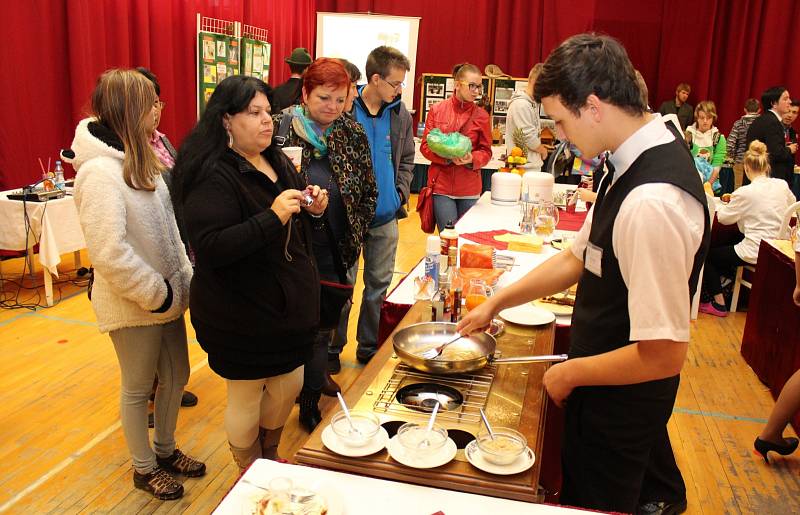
[460,81,483,92]
[380,77,405,91]
[154,100,166,109]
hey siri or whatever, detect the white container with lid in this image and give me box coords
[522,171,554,203]
[491,172,521,206]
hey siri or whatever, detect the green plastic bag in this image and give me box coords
[426,128,472,159]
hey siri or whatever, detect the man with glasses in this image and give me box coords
[331,46,414,367]
[136,67,199,424]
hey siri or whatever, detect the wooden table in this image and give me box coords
[295,301,556,503]
[740,239,800,432]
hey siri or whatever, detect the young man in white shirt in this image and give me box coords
[458,33,709,515]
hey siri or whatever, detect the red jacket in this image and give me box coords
[421,95,492,197]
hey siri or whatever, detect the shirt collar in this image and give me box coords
[608,114,676,185]
[770,109,783,121]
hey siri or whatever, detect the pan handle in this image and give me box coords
[491,354,568,365]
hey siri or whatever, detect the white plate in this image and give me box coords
[237,480,345,515]
[386,435,457,469]
[498,303,556,325]
[464,439,535,475]
[321,424,389,457]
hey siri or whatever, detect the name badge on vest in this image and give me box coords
[585,241,603,277]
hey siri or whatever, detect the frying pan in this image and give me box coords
[392,322,567,375]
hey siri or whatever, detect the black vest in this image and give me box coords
[569,130,710,359]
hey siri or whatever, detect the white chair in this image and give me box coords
[730,264,755,313]
[778,201,800,240]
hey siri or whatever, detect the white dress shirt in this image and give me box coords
[571,116,705,343]
[716,176,795,263]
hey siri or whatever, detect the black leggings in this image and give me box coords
[702,245,748,297]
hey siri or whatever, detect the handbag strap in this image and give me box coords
[322,215,349,283]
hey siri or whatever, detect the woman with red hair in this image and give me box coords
[273,58,376,431]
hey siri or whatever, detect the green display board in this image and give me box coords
[198,32,239,113]
[241,38,271,82]
[418,74,491,123]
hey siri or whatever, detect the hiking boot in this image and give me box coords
[133,467,183,500]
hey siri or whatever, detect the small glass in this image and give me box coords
[533,202,559,243]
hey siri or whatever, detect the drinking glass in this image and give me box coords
[534,202,559,243]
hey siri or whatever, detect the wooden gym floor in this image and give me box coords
[0,195,798,514]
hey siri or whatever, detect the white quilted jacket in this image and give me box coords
[70,118,192,333]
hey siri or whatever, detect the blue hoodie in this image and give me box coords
[353,85,401,227]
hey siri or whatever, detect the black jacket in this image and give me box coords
[746,112,795,183]
[182,148,319,379]
[271,77,303,114]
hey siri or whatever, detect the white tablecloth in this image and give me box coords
[214,459,589,515]
[387,188,582,326]
[0,192,85,277]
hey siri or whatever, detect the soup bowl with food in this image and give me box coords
[476,427,527,465]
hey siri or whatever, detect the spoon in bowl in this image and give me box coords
[336,392,363,438]
[479,408,496,441]
[418,400,440,449]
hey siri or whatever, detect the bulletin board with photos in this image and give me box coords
[418,73,491,124]
[491,77,528,139]
[241,38,271,83]
[198,32,240,113]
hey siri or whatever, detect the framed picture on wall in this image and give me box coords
[426,82,444,98]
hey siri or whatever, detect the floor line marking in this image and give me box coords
[0,357,209,512]
[673,406,768,424]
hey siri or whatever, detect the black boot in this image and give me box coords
[299,388,322,433]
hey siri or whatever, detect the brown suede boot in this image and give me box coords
[259,426,284,460]
[228,437,261,473]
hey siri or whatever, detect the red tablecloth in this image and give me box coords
[740,240,800,433]
[459,229,517,250]
[556,209,588,231]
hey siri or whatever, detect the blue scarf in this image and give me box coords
[292,105,334,158]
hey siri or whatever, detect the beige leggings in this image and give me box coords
[224,366,304,448]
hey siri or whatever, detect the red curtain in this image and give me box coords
[2,1,798,190]
[0,0,314,190]
[318,0,799,136]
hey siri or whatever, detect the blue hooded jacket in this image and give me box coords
[353,85,402,227]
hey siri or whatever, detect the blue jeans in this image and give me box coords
[331,219,399,356]
[433,195,477,232]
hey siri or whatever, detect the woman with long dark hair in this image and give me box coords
[171,75,328,471]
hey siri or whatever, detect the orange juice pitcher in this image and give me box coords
[465,279,493,311]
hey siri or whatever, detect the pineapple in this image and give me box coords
[511,128,529,158]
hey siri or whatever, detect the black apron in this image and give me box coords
[560,123,710,513]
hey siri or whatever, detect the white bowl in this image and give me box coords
[396,422,448,459]
[330,411,380,447]
[476,428,527,465]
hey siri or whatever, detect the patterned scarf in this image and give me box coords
[291,105,334,158]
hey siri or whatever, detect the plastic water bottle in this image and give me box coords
[417,122,425,138]
[54,160,65,190]
[424,235,440,290]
